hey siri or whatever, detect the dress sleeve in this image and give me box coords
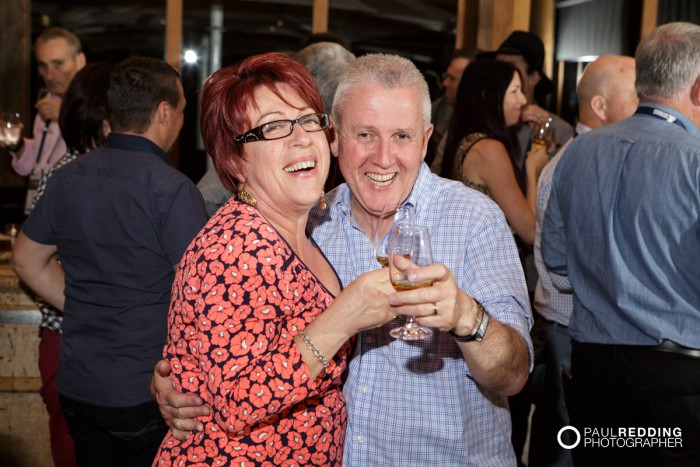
[166,209,341,433]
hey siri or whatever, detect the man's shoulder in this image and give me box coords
[420,170,498,211]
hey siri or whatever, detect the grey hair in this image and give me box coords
[35,27,82,57]
[294,42,356,113]
[635,22,700,101]
[332,53,431,130]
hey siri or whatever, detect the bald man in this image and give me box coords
[528,54,637,467]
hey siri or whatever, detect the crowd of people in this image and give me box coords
[4,19,700,467]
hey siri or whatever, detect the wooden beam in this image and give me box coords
[531,0,555,84]
[456,0,467,49]
[312,0,329,34]
[455,0,479,52]
[512,0,531,31]
[477,0,531,51]
[164,0,183,168]
[641,0,658,40]
[165,0,183,70]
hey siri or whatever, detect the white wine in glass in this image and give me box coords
[0,112,22,147]
[373,203,414,267]
[388,224,434,340]
[530,117,553,148]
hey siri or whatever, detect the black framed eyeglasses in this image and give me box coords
[233,112,331,143]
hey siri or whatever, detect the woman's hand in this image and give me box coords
[525,143,549,179]
[521,103,551,126]
[322,268,397,338]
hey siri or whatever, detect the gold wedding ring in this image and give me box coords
[432,303,439,315]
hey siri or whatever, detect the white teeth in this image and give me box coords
[284,160,316,173]
[366,172,396,186]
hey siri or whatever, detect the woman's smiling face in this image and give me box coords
[239,84,331,217]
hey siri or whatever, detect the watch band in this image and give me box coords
[449,299,490,342]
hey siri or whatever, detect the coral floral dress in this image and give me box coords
[153,201,350,467]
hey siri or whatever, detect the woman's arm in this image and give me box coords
[463,139,547,245]
[168,225,396,434]
[11,232,64,310]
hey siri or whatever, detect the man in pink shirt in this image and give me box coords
[4,27,85,180]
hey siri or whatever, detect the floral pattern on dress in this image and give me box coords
[153,200,350,467]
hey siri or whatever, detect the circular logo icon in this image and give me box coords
[558,425,581,449]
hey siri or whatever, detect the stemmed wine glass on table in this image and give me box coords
[387,224,434,341]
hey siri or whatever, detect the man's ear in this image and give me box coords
[421,123,434,161]
[330,135,339,159]
[76,52,86,70]
[156,101,170,126]
[690,77,700,106]
[590,95,607,122]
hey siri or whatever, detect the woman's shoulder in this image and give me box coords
[200,201,283,250]
[466,137,509,161]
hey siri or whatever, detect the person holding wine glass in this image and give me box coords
[149,52,398,466]
[4,27,86,180]
[441,59,549,247]
[153,53,533,466]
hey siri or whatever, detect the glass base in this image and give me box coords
[390,322,432,340]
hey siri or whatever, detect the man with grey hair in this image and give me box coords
[542,22,700,464]
[294,41,356,113]
[528,54,637,467]
[153,52,533,465]
[295,41,356,190]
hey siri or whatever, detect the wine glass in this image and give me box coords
[0,111,22,147]
[529,117,553,149]
[373,203,414,267]
[388,224,434,340]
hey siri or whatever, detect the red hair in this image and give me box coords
[200,52,326,193]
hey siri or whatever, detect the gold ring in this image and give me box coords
[432,303,438,315]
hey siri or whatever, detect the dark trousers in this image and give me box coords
[59,395,168,467]
[566,342,700,467]
[38,329,77,467]
[527,318,573,467]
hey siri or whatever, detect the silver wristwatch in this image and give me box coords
[449,299,490,342]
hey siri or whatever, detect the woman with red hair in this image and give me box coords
[153,53,395,466]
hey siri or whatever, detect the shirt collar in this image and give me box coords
[102,133,172,165]
[637,102,700,137]
[575,122,592,136]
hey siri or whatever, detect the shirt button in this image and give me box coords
[365,336,374,344]
[356,435,365,443]
[361,386,369,393]
[363,238,369,244]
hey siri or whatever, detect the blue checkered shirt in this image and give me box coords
[308,163,533,466]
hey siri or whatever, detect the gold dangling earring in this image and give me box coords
[237,184,257,207]
[320,190,327,210]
